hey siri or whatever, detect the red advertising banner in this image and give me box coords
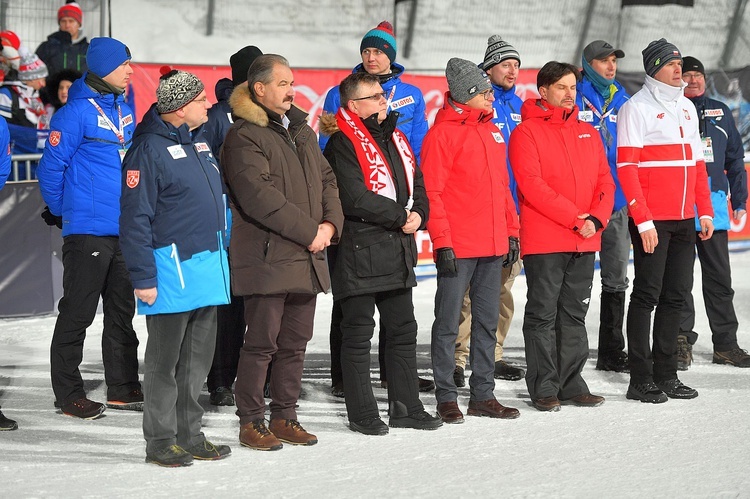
[129,63,750,267]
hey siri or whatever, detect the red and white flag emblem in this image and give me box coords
[49,131,61,147]
[126,170,140,189]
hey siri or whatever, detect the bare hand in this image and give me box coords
[576,213,595,238]
[402,210,421,234]
[135,287,157,305]
[640,228,658,253]
[733,209,746,224]
[308,222,335,253]
[698,218,714,241]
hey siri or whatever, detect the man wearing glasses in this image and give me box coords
[119,69,232,467]
[677,56,750,370]
[509,62,614,412]
[319,21,433,398]
[422,58,521,424]
[319,72,440,435]
[453,35,526,388]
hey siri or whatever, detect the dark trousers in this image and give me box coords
[680,230,739,350]
[330,302,387,386]
[50,235,140,405]
[235,293,315,425]
[523,252,594,400]
[627,219,695,384]
[206,292,245,392]
[339,288,422,422]
[143,307,216,453]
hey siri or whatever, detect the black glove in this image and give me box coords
[435,247,458,278]
[41,206,63,229]
[503,236,520,268]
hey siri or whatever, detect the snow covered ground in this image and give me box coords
[2,252,750,498]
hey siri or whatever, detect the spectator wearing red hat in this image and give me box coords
[36,1,89,78]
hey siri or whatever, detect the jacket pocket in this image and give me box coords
[351,228,402,278]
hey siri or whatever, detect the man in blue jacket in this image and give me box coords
[0,116,15,431]
[576,40,631,373]
[36,37,142,419]
[678,56,750,370]
[120,69,232,467]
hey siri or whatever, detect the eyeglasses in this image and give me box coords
[191,96,209,104]
[351,92,387,102]
[480,90,494,100]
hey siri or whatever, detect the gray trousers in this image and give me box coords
[599,206,631,293]
[523,253,594,400]
[431,256,503,404]
[143,307,217,453]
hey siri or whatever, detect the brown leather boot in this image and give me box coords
[239,419,283,451]
[467,398,520,419]
[269,418,318,446]
[436,401,464,424]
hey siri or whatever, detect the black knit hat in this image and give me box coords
[230,45,263,86]
[682,56,704,75]
[642,38,682,78]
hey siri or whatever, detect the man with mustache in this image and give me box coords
[221,54,343,450]
[509,61,614,412]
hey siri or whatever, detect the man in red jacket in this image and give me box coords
[617,39,713,403]
[422,58,520,424]
[509,61,615,412]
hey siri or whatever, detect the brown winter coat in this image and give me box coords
[221,85,343,296]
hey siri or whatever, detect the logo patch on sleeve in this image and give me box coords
[126,170,140,188]
[49,130,61,147]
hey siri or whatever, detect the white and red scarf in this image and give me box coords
[336,108,415,210]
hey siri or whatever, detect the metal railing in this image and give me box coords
[8,153,42,183]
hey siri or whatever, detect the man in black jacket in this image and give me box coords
[36,2,88,78]
[320,72,441,435]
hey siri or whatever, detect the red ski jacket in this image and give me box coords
[509,98,615,257]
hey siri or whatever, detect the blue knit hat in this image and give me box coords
[86,37,131,78]
[360,21,397,63]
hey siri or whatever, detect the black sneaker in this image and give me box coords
[107,388,144,411]
[596,351,629,373]
[61,397,106,419]
[184,440,232,460]
[209,386,235,406]
[655,378,698,399]
[0,410,18,431]
[494,360,525,381]
[330,382,344,398]
[146,444,194,467]
[677,335,693,371]
[453,366,466,388]
[349,417,389,436]
[713,347,750,368]
[389,410,443,430]
[626,382,668,404]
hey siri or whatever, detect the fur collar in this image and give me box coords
[229,84,269,127]
[318,112,339,136]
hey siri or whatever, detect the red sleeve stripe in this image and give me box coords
[639,143,693,162]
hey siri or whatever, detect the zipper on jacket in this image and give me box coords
[679,125,687,219]
[170,243,185,289]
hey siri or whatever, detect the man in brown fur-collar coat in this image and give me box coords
[220,54,343,451]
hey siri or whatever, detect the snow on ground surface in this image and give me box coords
[2,252,750,498]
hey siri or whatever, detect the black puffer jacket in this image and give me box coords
[321,111,428,301]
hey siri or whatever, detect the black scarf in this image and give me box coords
[85,72,124,96]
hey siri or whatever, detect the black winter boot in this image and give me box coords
[596,291,629,372]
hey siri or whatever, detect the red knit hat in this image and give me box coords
[0,30,21,50]
[58,2,83,26]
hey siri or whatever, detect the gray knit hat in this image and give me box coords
[156,69,204,114]
[18,53,48,81]
[446,58,491,104]
[480,35,520,71]
[642,38,682,78]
